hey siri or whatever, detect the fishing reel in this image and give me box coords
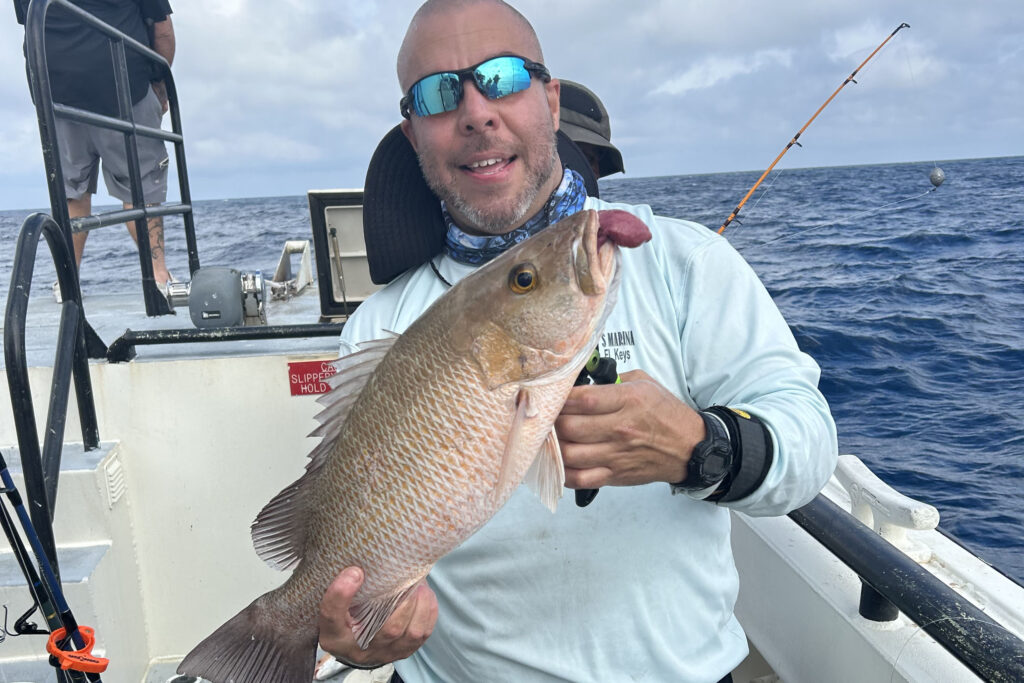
[573,349,621,508]
[166,267,267,328]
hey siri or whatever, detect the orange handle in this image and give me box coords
[46,625,110,674]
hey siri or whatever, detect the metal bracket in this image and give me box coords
[269,240,314,300]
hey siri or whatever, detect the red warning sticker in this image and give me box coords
[287,359,337,396]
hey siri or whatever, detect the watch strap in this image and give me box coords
[704,406,774,503]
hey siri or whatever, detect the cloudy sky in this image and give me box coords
[1,0,1021,211]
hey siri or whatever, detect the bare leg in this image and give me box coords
[123,202,171,284]
[67,195,92,268]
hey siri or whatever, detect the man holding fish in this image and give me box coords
[325,0,837,678]
[179,1,838,682]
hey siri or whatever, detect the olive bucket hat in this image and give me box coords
[558,79,625,178]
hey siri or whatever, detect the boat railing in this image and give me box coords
[788,492,1024,680]
[21,0,201,322]
[3,212,100,585]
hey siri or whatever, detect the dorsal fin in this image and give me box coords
[251,336,396,570]
[308,335,397,453]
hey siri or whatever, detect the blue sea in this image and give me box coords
[1,156,1022,585]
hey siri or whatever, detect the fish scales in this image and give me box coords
[178,209,652,683]
[323,315,546,583]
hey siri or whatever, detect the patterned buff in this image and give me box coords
[442,167,588,266]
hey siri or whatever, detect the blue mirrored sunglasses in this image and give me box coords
[400,55,551,119]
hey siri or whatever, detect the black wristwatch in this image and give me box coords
[670,410,734,493]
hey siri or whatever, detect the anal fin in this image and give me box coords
[350,580,424,650]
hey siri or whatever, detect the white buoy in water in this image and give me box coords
[929,167,946,187]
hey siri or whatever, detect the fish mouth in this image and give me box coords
[574,211,615,296]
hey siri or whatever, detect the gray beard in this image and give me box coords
[418,135,559,236]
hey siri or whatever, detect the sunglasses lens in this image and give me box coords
[473,57,532,99]
[410,72,462,117]
[405,56,539,117]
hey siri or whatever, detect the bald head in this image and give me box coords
[394,0,562,236]
[397,0,544,91]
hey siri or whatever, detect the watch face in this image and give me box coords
[700,446,730,483]
[673,412,734,492]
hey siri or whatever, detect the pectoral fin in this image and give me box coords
[494,389,533,502]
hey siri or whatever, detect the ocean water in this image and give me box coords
[1,156,1022,585]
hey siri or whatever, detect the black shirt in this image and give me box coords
[18,0,173,117]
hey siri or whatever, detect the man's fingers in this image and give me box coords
[560,382,625,415]
[564,466,613,489]
[318,571,436,667]
[559,371,654,416]
[406,583,439,643]
[319,566,364,630]
[555,412,619,444]
[373,583,438,648]
[376,583,422,641]
[617,369,648,383]
[389,581,438,647]
[559,440,613,470]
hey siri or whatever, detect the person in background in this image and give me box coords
[16,0,176,300]
[318,1,838,682]
[558,78,624,179]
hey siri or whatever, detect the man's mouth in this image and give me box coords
[462,156,516,175]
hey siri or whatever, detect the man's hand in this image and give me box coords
[318,567,438,668]
[151,81,168,114]
[149,16,174,115]
[555,369,706,489]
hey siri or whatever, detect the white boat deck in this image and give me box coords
[0,284,341,372]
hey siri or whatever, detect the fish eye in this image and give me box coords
[508,263,537,294]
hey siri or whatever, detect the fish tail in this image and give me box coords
[177,589,319,683]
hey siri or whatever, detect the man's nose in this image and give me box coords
[457,81,498,132]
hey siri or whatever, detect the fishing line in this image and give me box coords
[887,615,1016,683]
[746,185,939,249]
[730,168,789,236]
[0,604,22,640]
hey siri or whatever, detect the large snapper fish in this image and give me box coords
[179,209,651,683]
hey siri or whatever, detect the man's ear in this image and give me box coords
[547,78,561,131]
[400,119,418,153]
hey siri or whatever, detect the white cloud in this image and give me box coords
[0,0,1021,209]
[191,132,324,167]
[651,49,794,97]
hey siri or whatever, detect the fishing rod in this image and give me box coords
[718,21,911,235]
[0,450,107,681]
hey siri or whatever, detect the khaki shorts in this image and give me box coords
[56,86,169,205]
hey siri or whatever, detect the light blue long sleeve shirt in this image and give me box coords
[339,197,838,682]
